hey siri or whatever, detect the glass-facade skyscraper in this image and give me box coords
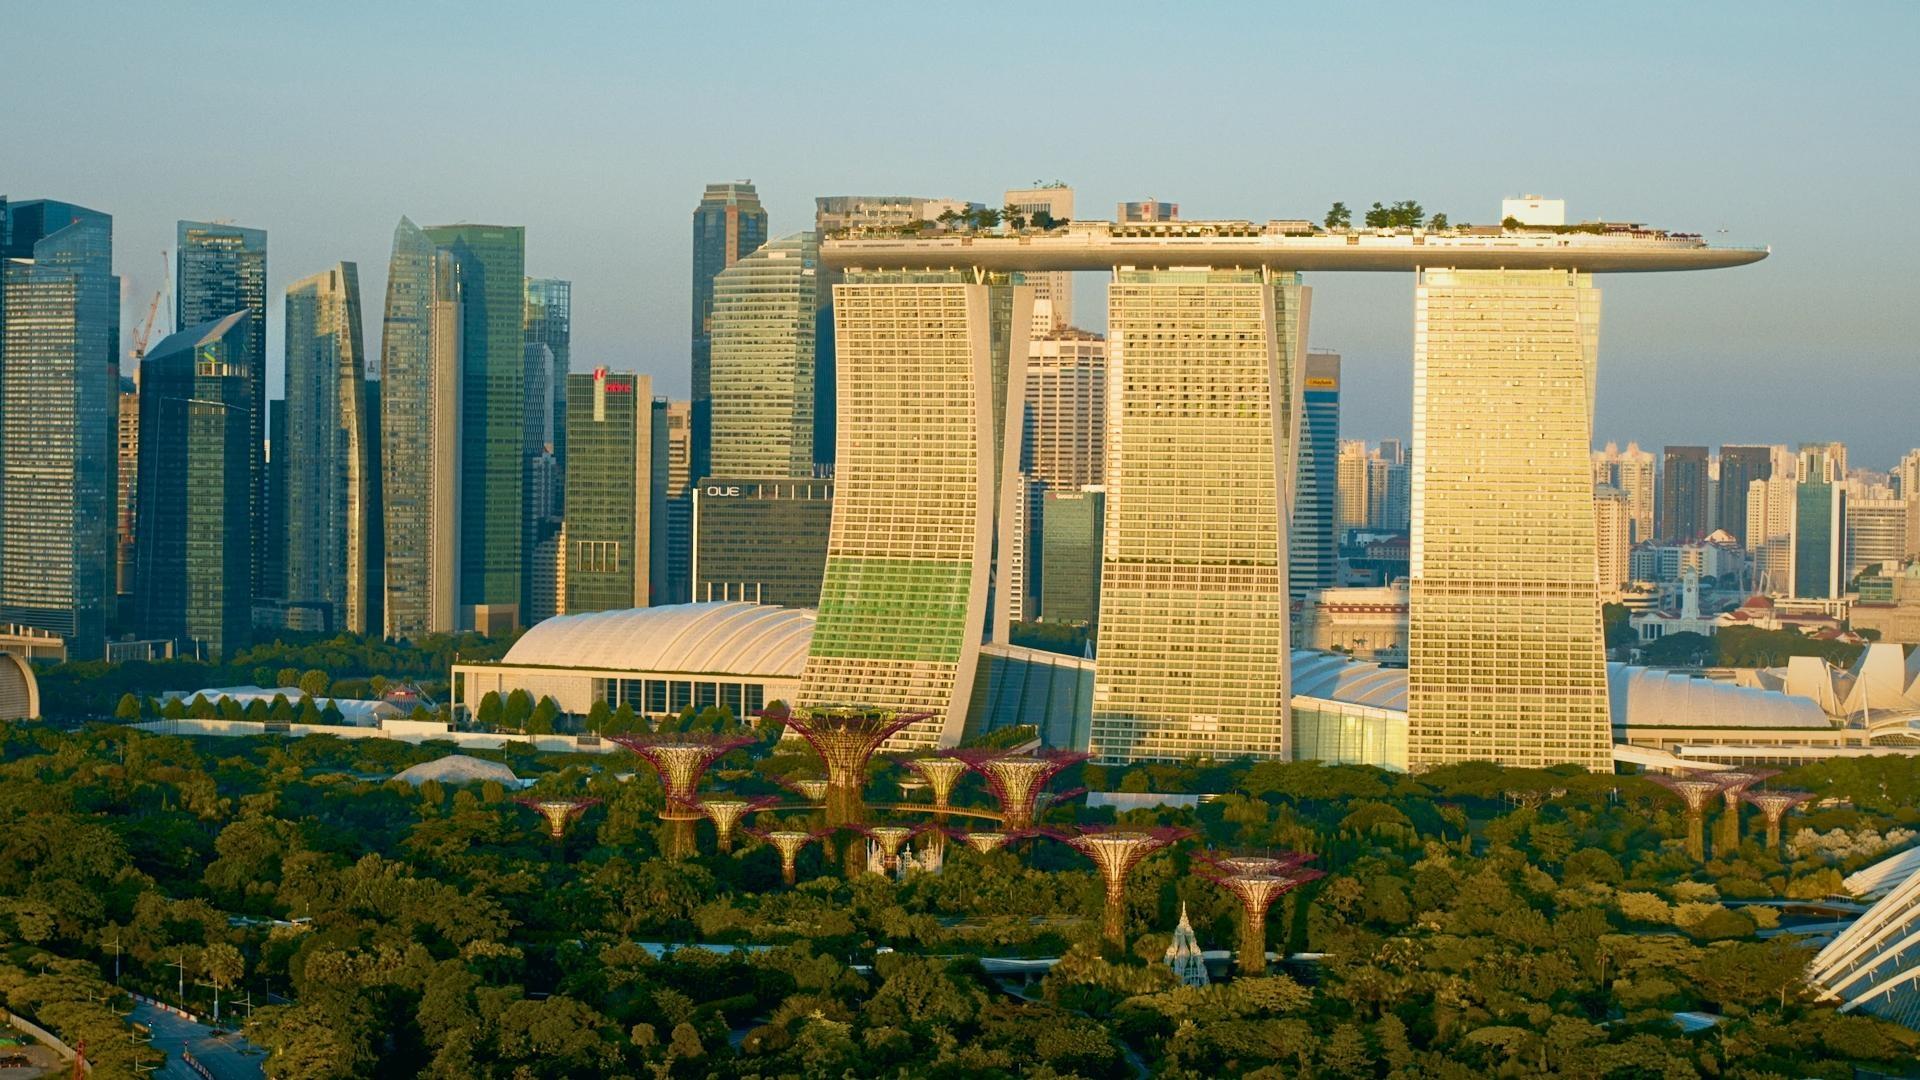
[1659,444,1711,542]
[563,369,653,613]
[0,199,119,658]
[176,221,267,601]
[691,182,767,482]
[421,223,526,630]
[135,312,254,660]
[709,232,821,479]
[283,263,380,634]
[1290,351,1341,600]
[379,218,437,638]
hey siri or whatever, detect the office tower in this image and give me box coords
[692,477,833,606]
[1747,476,1796,594]
[176,222,266,601]
[692,182,768,482]
[1659,445,1710,541]
[1040,488,1104,625]
[1718,444,1772,546]
[0,200,118,658]
[1004,184,1074,332]
[813,195,976,234]
[263,399,287,611]
[420,223,526,633]
[1407,268,1611,772]
[658,399,694,605]
[563,369,654,612]
[1024,328,1107,490]
[1117,200,1179,222]
[283,263,379,634]
[1091,268,1306,763]
[709,232,822,478]
[116,378,138,612]
[1336,439,1369,537]
[799,271,1032,747]
[521,339,556,620]
[524,278,571,483]
[379,218,435,637]
[135,312,253,659]
[1595,486,1632,594]
[1791,444,1847,599]
[1848,496,1909,581]
[1289,352,1340,599]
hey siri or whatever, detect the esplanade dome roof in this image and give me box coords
[503,602,815,677]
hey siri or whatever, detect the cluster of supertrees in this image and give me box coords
[503,708,1326,969]
[1647,768,1814,860]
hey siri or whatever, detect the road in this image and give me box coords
[130,1003,265,1080]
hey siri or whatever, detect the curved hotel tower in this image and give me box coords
[807,219,1764,766]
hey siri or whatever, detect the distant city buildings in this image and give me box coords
[1117,199,1178,222]
[1004,183,1074,333]
[1717,444,1773,546]
[1593,442,1655,544]
[1595,486,1632,596]
[1659,444,1710,542]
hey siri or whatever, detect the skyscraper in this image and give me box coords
[1747,474,1796,594]
[524,277,571,483]
[1023,328,1107,491]
[378,218,435,638]
[709,232,822,478]
[1791,443,1847,599]
[692,477,833,607]
[1290,351,1340,600]
[1848,496,1909,581]
[1594,441,1656,544]
[420,223,527,632]
[116,377,139,616]
[1718,444,1773,546]
[1659,445,1711,541]
[1595,485,1632,595]
[176,222,266,601]
[1040,488,1104,626]
[691,182,768,482]
[563,369,653,612]
[283,263,379,634]
[1336,439,1369,538]
[659,399,694,605]
[798,271,1032,747]
[1004,184,1074,333]
[1091,268,1306,763]
[135,312,253,659]
[1407,268,1611,772]
[0,199,118,658]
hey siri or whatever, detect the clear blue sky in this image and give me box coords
[9,1,1917,466]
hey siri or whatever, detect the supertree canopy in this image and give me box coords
[960,830,1015,854]
[778,775,831,803]
[1196,853,1323,975]
[747,824,833,886]
[611,732,757,821]
[769,705,934,827]
[698,794,781,853]
[952,748,1089,830]
[1648,772,1728,861]
[1745,788,1815,850]
[855,823,924,873]
[514,797,601,841]
[898,755,971,811]
[1714,769,1777,809]
[1054,825,1189,946]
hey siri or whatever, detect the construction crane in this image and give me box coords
[129,249,170,363]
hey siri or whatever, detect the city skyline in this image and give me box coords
[6,3,1916,466]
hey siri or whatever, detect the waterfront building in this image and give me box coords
[1295,583,1408,662]
[134,312,253,659]
[692,182,768,481]
[692,477,833,607]
[1660,445,1711,542]
[283,263,379,633]
[710,233,822,479]
[0,200,117,658]
[1407,268,1612,771]
[176,221,266,599]
[563,369,654,613]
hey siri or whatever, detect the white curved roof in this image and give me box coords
[1847,845,1920,901]
[1809,857,1920,1026]
[394,754,520,787]
[504,602,816,677]
[1289,651,1408,711]
[1606,665,1833,729]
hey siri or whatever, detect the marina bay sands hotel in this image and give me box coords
[792,216,1767,770]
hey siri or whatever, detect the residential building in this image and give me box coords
[1791,443,1848,600]
[1039,488,1103,626]
[421,223,527,632]
[710,232,823,478]
[176,221,266,599]
[1407,268,1613,772]
[0,199,118,658]
[1336,439,1369,538]
[692,477,833,607]
[1290,351,1340,599]
[283,263,380,634]
[1091,268,1305,763]
[134,312,253,659]
[563,369,654,613]
[1595,485,1632,595]
[1748,475,1797,595]
[1718,444,1772,546]
[1594,441,1656,544]
[692,182,768,482]
[1660,444,1710,541]
[1005,184,1074,332]
[1117,200,1178,222]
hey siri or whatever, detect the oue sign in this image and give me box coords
[704,485,742,497]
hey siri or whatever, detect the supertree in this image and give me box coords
[771,705,933,827]
[697,794,781,853]
[1648,773,1726,861]
[748,825,832,886]
[952,748,1089,830]
[960,830,1014,854]
[1196,854,1324,975]
[514,797,601,842]
[1744,789,1815,852]
[898,755,971,814]
[1711,769,1777,853]
[612,732,757,858]
[780,776,831,804]
[1199,852,1319,877]
[1054,826,1189,947]
[854,823,925,873]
